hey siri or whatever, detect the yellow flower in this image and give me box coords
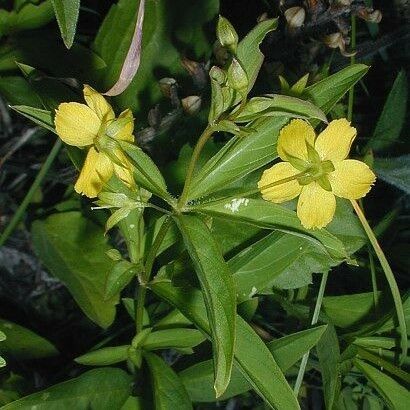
[55,85,135,198]
[258,119,376,229]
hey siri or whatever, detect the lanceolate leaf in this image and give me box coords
[316,325,341,410]
[151,282,300,409]
[354,359,410,409]
[236,18,278,95]
[188,64,369,200]
[1,368,132,410]
[174,215,236,397]
[144,352,192,410]
[179,325,328,403]
[31,212,118,328]
[374,155,410,194]
[119,140,170,200]
[51,0,80,49]
[304,64,370,114]
[0,319,58,360]
[11,105,55,133]
[366,70,408,152]
[195,198,348,260]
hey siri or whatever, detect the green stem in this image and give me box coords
[347,15,357,122]
[368,246,379,312]
[135,216,172,333]
[177,125,215,209]
[0,139,62,247]
[351,200,407,364]
[294,272,329,397]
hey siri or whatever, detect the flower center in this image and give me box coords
[292,143,335,191]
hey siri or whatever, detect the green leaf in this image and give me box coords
[119,141,169,200]
[105,260,141,300]
[51,0,80,48]
[323,292,382,329]
[142,329,206,351]
[179,360,250,403]
[0,1,54,38]
[75,346,129,366]
[304,64,369,114]
[31,212,118,328]
[10,106,55,133]
[0,76,43,106]
[230,231,335,298]
[144,352,192,410]
[235,95,327,123]
[0,319,58,360]
[236,19,278,94]
[181,325,328,403]
[1,368,132,410]
[374,155,410,194]
[196,198,348,260]
[151,282,300,409]
[267,325,328,372]
[188,64,368,200]
[354,359,410,410]
[316,325,341,410]
[174,215,236,397]
[366,70,408,152]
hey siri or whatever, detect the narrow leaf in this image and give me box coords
[196,198,348,260]
[75,346,129,366]
[1,368,132,409]
[144,352,192,410]
[0,319,58,360]
[354,359,410,409]
[151,282,300,409]
[51,0,80,49]
[366,70,408,152]
[11,105,55,133]
[174,215,236,397]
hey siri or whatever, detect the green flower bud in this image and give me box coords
[217,15,239,54]
[227,58,248,91]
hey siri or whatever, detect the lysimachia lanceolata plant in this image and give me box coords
[4,9,408,410]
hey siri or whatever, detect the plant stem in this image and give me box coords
[0,139,62,247]
[177,125,215,209]
[347,15,357,122]
[294,272,329,397]
[351,200,407,364]
[135,216,172,333]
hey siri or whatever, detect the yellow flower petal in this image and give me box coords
[113,149,135,187]
[74,148,113,197]
[277,119,316,162]
[258,162,301,203]
[297,182,336,229]
[328,159,376,199]
[83,85,115,122]
[115,109,135,142]
[315,118,356,161]
[55,102,100,147]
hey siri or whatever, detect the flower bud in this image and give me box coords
[357,8,382,23]
[227,58,248,91]
[323,32,355,57]
[217,15,239,54]
[209,66,226,85]
[181,95,202,115]
[284,7,305,29]
[181,57,208,89]
[159,77,177,98]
